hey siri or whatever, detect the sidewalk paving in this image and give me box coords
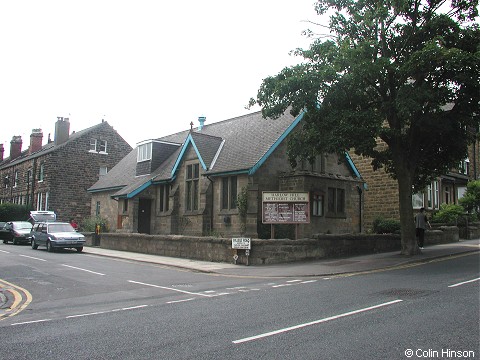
[83,239,480,278]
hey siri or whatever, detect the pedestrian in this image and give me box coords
[415,207,431,249]
[70,218,79,231]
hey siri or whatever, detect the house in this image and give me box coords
[88,110,365,239]
[0,117,132,223]
[350,138,479,230]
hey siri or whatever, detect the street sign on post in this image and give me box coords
[232,237,251,250]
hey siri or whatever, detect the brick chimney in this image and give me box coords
[10,136,22,160]
[0,144,4,161]
[54,117,70,146]
[29,129,43,154]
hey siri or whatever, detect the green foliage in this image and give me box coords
[237,186,248,219]
[0,203,33,222]
[372,218,401,234]
[81,216,110,233]
[459,180,480,217]
[431,204,465,225]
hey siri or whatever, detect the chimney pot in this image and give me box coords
[10,136,23,160]
[198,116,206,131]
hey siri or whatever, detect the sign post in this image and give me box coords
[232,237,251,266]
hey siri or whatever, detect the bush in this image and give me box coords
[431,203,465,225]
[372,217,400,234]
[0,203,33,222]
[81,216,110,233]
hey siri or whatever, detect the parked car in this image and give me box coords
[30,222,85,252]
[0,221,33,245]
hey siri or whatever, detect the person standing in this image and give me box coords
[415,207,431,249]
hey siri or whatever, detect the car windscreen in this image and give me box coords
[48,224,75,233]
[13,222,33,230]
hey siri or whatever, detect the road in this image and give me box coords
[0,243,478,360]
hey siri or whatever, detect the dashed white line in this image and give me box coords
[11,319,52,326]
[448,277,480,288]
[128,280,213,297]
[0,250,10,254]
[233,299,403,344]
[19,254,47,261]
[166,298,196,304]
[61,264,105,276]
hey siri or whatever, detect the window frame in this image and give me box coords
[327,187,345,217]
[137,142,152,162]
[312,192,324,217]
[221,176,238,210]
[185,163,199,211]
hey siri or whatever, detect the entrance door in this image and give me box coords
[138,198,152,234]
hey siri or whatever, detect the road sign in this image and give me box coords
[232,237,251,249]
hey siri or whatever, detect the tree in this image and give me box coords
[459,180,480,217]
[249,0,479,255]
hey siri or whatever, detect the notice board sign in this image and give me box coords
[262,192,310,224]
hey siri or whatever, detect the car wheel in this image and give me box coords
[76,247,83,253]
[31,239,38,250]
[47,241,54,252]
[2,240,7,244]
[13,238,18,245]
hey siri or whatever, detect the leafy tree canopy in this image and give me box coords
[250,0,479,255]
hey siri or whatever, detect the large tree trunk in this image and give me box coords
[397,171,420,256]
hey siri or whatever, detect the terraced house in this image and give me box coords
[88,110,365,239]
[0,117,132,223]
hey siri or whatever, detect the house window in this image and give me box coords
[444,186,451,204]
[99,167,108,176]
[4,175,8,188]
[312,193,324,216]
[158,184,170,212]
[327,187,345,215]
[459,158,469,175]
[96,201,101,216]
[221,176,237,209]
[38,163,44,182]
[123,199,128,213]
[37,193,44,211]
[186,163,199,211]
[137,142,152,162]
[99,140,107,153]
[90,139,97,152]
[45,192,49,210]
[14,171,18,188]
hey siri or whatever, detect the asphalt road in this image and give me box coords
[0,243,478,360]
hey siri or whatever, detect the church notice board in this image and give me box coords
[262,192,310,224]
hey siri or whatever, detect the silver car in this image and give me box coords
[31,222,85,252]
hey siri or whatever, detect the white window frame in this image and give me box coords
[99,140,107,154]
[90,138,97,152]
[137,142,152,162]
[99,167,108,176]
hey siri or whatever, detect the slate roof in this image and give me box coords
[88,110,306,198]
[0,122,113,169]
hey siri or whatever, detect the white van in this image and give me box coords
[28,211,57,224]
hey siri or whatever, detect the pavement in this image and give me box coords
[81,238,480,278]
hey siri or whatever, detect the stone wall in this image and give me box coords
[85,226,459,265]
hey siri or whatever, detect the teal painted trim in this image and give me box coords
[344,152,368,189]
[126,180,152,199]
[248,111,305,176]
[171,134,207,177]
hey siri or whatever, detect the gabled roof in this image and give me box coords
[88,109,340,199]
[0,121,114,169]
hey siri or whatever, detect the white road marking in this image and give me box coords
[128,280,213,297]
[286,280,303,283]
[232,299,404,344]
[301,280,317,284]
[0,250,10,254]
[448,277,480,288]
[19,254,47,261]
[61,264,105,276]
[166,298,196,304]
[11,319,52,326]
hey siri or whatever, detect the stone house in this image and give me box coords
[350,137,479,230]
[0,117,132,223]
[88,110,365,239]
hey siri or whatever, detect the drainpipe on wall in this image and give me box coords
[357,185,363,233]
[206,175,214,233]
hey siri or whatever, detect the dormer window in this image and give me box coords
[137,142,152,162]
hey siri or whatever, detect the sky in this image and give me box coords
[0,0,322,154]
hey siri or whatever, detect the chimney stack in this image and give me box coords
[0,144,4,162]
[198,116,206,131]
[29,128,43,154]
[10,136,22,160]
[54,116,70,146]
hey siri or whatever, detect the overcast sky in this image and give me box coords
[0,0,321,154]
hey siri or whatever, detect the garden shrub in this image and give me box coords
[372,217,400,234]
